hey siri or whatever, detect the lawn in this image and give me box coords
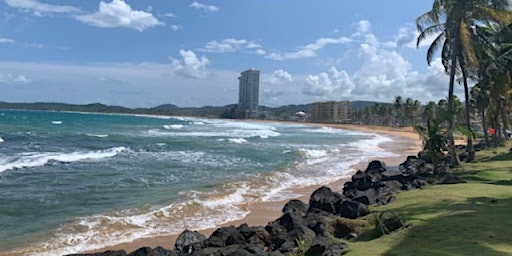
[345,141,512,256]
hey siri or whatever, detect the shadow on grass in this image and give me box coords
[379,197,512,256]
[457,169,512,186]
[488,151,512,161]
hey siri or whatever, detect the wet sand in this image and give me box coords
[88,122,423,253]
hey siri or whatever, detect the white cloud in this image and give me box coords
[384,23,435,49]
[0,74,32,85]
[200,38,265,55]
[170,49,210,78]
[263,69,294,85]
[190,1,219,13]
[0,38,14,44]
[159,12,176,18]
[4,0,80,15]
[302,67,353,98]
[170,24,183,31]
[75,0,164,31]
[266,36,352,60]
[300,20,458,103]
[202,38,247,53]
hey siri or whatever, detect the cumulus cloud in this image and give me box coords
[263,69,293,85]
[0,38,14,44]
[75,0,164,31]
[4,0,80,15]
[302,67,353,98]
[266,36,352,60]
[200,38,265,54]
[0,74,32,85]
[190,1,219,13]
[170,49,210,78]
[301,20,454,103]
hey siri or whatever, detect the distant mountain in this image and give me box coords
[0,100,383,119]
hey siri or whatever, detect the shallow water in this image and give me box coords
[0,110,396,255]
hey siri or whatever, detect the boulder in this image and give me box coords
[305,235,330,256]
[336,200,369,219]
[376,211,404,235]
[304,208,333,236]
[174,230,206,252]
[366,160,387,173]
[282,199,308,216]
[128,247,177,256]
[308,186,342,214]
[322,243,348,256]
[266,212,316,250]
[66,251,127,256]
[203,226,243,248]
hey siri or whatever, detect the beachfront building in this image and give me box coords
[310,101,351,123]
[238,68,260,112]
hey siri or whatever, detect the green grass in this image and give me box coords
[344,141,512,256]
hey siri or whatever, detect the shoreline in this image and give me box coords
[87,122,423,254]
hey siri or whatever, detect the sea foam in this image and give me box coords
[0,147,126,173]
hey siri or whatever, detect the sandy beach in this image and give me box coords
[88,122,423,253]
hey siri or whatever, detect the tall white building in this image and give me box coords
[238,69,260,112]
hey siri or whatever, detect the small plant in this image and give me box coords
[295,237,306,254]
[415,118,448,170]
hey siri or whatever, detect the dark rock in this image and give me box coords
[304,208,333,236]
[277,240,297,253]
[308,186,342,214]
[366,160,387,173]
[266,212,315,250]
[191,244,265,256]
[128,247,176,256]
[66,251,127,256]
[322,243,348,256]
[203,226,242,248]
[282,199,308,216]
[305,235,330,256]
[336,200,369,219]
[350,188,377,205]
[238,224,270,247]
[174,230,206,252]
[376,211,404,235]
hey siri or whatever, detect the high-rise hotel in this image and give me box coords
[238,68,260,112]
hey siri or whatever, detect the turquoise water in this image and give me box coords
[0,110,395,255]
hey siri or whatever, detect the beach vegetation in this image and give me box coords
[416,0,512,166]
[343,140,512,255]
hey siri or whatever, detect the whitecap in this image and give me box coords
[0,137,3,143]
[86,134,108,138]
[51,121,62,125]
[163,124,184,130]
[218,138,248,144]
[0,147,126,173]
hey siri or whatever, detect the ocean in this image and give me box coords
[0,110,396,255]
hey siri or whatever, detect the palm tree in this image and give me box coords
[416,0,512,166]
[473,22,512,144]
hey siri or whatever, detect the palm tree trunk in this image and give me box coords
[463,72,475,162]
[481,107,489,145]
[447,38,461,167]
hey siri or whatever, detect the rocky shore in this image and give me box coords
[68,150,464,256]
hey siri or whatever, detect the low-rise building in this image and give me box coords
[310,101,351,123]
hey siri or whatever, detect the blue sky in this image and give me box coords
[0,0,464,108]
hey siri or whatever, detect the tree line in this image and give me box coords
[353,0,512,167]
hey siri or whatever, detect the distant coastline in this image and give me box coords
[0,100,380,121]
